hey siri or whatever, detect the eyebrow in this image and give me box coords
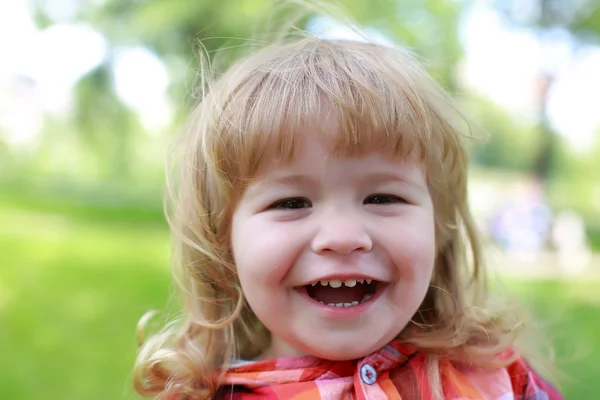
[361,171,426,188]
[246,169,426,196]
[240,173,302,198]
[245,173,312,193]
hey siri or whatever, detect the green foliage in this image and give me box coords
[73,62,145,179]
[547,133,600,250]
[492,0,600,38]
[572,5,600,43]
[464,94,540,171]
[549,138,597,206]
[16,0,468,191]
[588,222,600,252]
[78,0,464,98]
[0,134,15,176]
[489,0,600,183]
[11,0,467,190]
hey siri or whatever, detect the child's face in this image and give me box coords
[231,127,436,361]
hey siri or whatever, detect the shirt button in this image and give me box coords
[360,363,377,385]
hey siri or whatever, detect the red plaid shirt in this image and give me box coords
[214,341,562,399]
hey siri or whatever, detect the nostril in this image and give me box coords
[313,238,373,255]
[311,220,372,255]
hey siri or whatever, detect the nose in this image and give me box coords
[311,211,373,255]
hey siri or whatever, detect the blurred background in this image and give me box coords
[1,0,599,398]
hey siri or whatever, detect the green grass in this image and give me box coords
[505,279,600,398]
[1,200,598,399]
[0,202,171,400]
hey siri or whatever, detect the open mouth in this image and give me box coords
[303,278,380,308]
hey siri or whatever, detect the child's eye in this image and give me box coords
[364,194,406,205]
[268,197,312,210]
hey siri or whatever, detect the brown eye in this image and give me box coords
[364,194,405,205]
[269,197,312,210]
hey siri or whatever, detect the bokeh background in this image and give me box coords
[1,0,599,399]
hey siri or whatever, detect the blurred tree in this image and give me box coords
[492,0,600,182]
[546,130,600,250]
[463,94,540,171]
[0,132,13,178]
[72,61,142,179]
[29,0,465,179]
[490,0,600,249]
[76,0,464,89]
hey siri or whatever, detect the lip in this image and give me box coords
[294,282,387,317]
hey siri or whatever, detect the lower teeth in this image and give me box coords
[319,294,373,308]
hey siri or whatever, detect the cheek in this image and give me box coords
[231,217,302,287]
[389,219,436,277]
[389,226,436,309]
[393,241,435,279]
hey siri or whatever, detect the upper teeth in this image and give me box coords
[311,279,373,287]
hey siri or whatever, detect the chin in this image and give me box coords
[301,340,383,361]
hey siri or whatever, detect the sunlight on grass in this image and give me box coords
[0,205,172,400]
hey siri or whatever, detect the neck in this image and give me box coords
[257,338,308,360]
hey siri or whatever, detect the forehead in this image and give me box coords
[251,105,425,172]
[252,122,426,183]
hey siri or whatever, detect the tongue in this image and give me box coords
[312,285,366,304]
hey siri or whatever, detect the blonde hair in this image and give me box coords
[133,28,532,400]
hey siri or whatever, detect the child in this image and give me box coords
[133,16,562,400]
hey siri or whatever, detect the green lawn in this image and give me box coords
[505,279,600,398]
[0,201,171,400]
[1,201,598,399]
